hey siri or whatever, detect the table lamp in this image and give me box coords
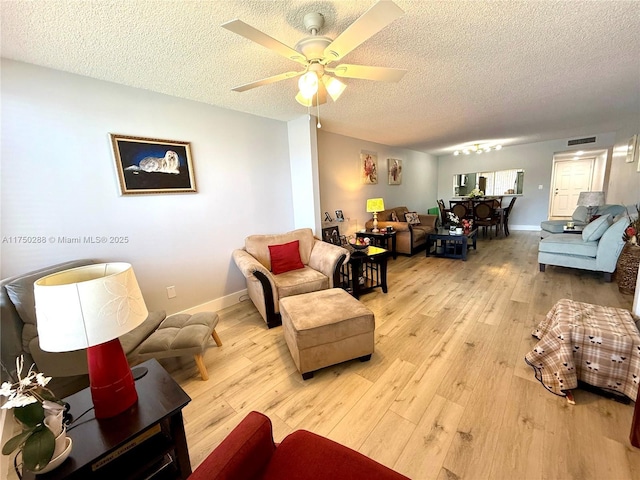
[366,198,385,233]
[577,191,605,221]
[34,263,149,419]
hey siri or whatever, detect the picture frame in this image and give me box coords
[110,134,196,195]
[626,134,637,163]
[322,226,341,245]
[335,210,345,222]
[388,158,402,185]
[361,153,378,184]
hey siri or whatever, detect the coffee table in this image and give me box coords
[426,228,477,261]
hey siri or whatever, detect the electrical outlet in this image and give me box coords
[538,184,543,190]
[166,286,176,299]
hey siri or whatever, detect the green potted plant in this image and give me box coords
[1,356,66,473]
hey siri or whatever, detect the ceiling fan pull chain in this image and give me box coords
[316,94,321,128]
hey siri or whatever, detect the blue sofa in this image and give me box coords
[538,214,629,281]
[540,204,626,238]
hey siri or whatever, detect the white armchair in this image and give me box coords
[232,228,349,328]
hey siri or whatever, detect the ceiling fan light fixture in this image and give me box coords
[298,71,319,98]
[322,75,346,101]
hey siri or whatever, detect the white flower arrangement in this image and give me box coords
[1,356,65,473]
[468,188,484,198]
[1,357,52,409]
[447,211,460,225]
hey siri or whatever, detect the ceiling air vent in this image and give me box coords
[568,136,596,146]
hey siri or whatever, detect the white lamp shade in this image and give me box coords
[366,198,385,213]
[34,263,148,352]
[577,191,605,207]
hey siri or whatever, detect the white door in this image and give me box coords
[550,159,594,217]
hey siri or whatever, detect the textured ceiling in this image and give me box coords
[2,1,639,156]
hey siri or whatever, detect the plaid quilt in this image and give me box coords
[525,298,640,400]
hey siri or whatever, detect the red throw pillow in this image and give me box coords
[269,240,304,275]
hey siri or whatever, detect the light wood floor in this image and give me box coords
[164,231,639,480]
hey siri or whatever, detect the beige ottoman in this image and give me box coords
[135,311,222,380]
[280,289,375,380]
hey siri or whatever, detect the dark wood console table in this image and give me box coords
[24,359,191,480]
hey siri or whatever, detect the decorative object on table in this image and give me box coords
[34,263,149,419]
[626,134,638,163]
[324,211,333,222]
[1,356,70,473]
[447,211,460,232]
[366,198,385,232]
[461,218,473,233]
[335,209,344,222]
[361,153,378,184]
[617,204,640,295]
[387,158,402,185]
[468,188,484,199]
[566,221,575,229]
[110,134,196,195]
[322,226,341,245]
[349,236,370,250]
[577,191,605,222]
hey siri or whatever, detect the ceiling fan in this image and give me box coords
[221,0,407,107]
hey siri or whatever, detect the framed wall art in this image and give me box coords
[361,153,378,184]
[626,134,637,163]
[388,158,402,185]
[110,134,196,195]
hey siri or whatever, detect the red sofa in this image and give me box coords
[188,411,410,480]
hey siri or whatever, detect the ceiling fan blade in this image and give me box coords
[324,0,404,62]
[222,19,308,65]
[331,64,407,82]
[232,71,303,92]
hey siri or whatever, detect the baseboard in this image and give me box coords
[508,224,540,231]
[179,289,248,315]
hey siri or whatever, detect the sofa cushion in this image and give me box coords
[572,206,589,223]
[264,429,409,480]
[582,214,612,242]
[273,267,328,299]
[539,235,599,258]
[245,228,314,271]
[597,204,626,218]
[4,259,96,353]
[269,240,305,275]
[404,212,420,225]
[540,220,568,234]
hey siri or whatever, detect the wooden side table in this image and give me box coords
[356,230,397,259]
[340,246,390,299]
[23,359,192,480]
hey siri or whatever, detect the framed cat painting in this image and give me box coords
[110,134,197,195]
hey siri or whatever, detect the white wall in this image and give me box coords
[1,59,295,314]
[317,131,438,233]
[607,127,640,207]
[437,133,617,229]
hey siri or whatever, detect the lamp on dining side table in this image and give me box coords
[34,263,149,419]
[366,198,385,233]
[577,191,605,222]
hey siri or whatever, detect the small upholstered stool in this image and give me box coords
[136,311,222,380]
[280,288,375,380]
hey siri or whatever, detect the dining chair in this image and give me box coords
[502,197,517,236]
[451,202,470,222]
[437,199,449,226]
[473,201,500,238]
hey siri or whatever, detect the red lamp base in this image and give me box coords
[87,339,138,419]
